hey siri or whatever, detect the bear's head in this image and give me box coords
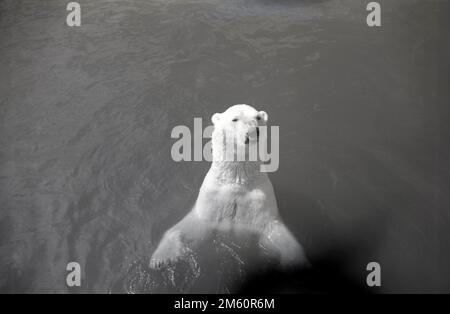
[211,104,268,162]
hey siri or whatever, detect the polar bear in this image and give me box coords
[150,104,308,269]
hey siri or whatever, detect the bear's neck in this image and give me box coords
[210,160,261,185]
[211,131,262,184]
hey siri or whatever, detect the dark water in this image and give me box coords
[0,0,449,293]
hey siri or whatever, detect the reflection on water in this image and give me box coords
[1,0,449,293]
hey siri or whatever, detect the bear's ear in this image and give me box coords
[211,113,221,125]
[258,111,268,123]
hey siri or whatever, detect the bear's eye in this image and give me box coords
[232,118,238,122]
[256,116,261,121]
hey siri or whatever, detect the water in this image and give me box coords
[0,0,449,293]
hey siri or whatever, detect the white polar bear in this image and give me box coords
[150,104,308,269]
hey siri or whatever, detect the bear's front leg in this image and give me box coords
[149,211,209,269]
[259,220,310,268]
[149,228,189,269]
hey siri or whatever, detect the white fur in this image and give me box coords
[150,104,308,269]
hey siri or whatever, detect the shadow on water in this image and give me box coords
[238,243,377,294]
